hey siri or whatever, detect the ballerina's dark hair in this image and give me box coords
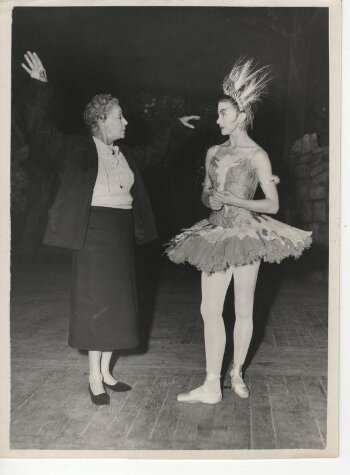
[218,95,258,130]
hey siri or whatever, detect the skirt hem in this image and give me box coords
[165,215,313,274]
[68,339,140,352]
[167,238,312,273]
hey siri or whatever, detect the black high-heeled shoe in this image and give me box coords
[103,380,132,392]
[88,384,110,405]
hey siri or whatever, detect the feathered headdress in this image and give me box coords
[223,57,272,125]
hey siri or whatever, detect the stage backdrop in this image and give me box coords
[11,6,329,272]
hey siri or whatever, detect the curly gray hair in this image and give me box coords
[83,94,120,132]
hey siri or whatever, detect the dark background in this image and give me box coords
[11,6,329,270]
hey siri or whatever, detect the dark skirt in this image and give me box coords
[68,206,138,351]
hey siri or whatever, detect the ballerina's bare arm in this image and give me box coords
[212,149,279,214]
[201,146,223,211]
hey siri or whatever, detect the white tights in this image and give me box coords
[200,261,260,381]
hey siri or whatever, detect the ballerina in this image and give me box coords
[166,58,312,404]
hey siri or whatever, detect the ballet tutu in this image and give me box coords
[166,213,312,274]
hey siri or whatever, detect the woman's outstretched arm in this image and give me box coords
[126,116,200,172]
[22,51,78,160]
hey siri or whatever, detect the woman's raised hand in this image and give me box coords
[21,51,48,82]
[178,115,200,129]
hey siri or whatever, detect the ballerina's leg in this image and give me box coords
[231,260,260,398]
[177,267,233,403]
[201,268,234,380]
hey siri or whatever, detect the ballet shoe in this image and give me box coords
[177,384,222,404]
[88,384,110,405]
[231,379,250,399]
[230,366,250,399]
[103,381,132,392]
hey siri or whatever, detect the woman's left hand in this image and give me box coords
[212,190,241,206]
[178,115,200,129]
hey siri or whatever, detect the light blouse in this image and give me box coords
[91,136,134,209]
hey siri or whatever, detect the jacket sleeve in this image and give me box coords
[24,78,79,161]
[128,119,184,172]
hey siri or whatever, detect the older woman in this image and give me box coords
[167,58,312,404]
[22,51,199,405]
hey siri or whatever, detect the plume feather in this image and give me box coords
[223,57,272,113]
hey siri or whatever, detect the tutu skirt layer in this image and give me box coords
[166,214,312,273]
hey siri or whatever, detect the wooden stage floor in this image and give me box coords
[10,252,328,451]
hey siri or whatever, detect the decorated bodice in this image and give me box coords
[208,147,260,227]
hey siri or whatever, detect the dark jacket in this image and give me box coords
[25,79,180,249]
